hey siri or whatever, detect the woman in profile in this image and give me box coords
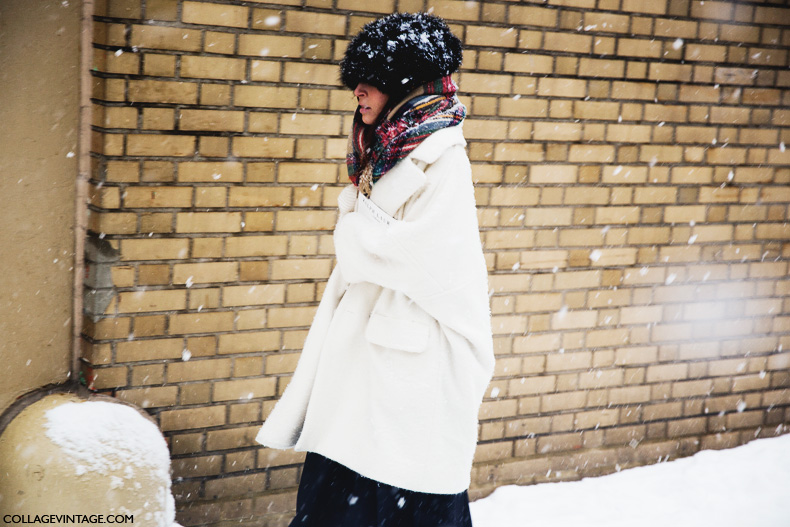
[257,12,494,527]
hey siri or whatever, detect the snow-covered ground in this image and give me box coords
[470,434,790,527]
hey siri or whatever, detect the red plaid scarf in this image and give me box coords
[347,76,466,196]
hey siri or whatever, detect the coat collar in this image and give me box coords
[369,125,466,216]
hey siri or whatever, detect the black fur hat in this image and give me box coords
[340,13,463,99]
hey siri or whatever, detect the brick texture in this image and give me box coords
[86,1,790,525]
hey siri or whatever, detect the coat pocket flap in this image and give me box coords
[365,312,430,353]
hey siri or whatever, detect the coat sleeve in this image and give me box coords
[333,144,484,305]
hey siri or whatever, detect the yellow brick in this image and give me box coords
[533,122,582,141]
[243,212,274,232]
[181,56,246,80]
[128,79,198,104]
[502,53,553,76]
[127,134,195,156]
[232,137,294,158]
[97,49,140,75]
[141,108,174,130]
[118,290,187,313]
[270,259,332,280]
[499,97,548,118]
[238,34,303,58]
[92,367,128,390]
[267,306,317,328]
[525,208,573,226]
[479,399,518,420]
[235,308,268,331]
[546,351,592,372]
[194,187,227,208]
[168,358,232,382]
[540,391,587,413]
[248,61,280,83]
[235,85,299,108]
[178,161,243,183]
[143,53,176,76]
[204,30,236,54]
[617,38,662,58]
[579,58,625,78]
[612,81,656,101]
[646,363,688,383]
[227,187,291,208]
[509,5,557,26]
[622,0,666,14]
[649,62,693,82]
[214,378,277,401]
[466,25,518,47]
[544,31,591,54]
[664,205,707,223]
[285,10,345,35]
[426,0,481,21]
[671,167,713,184]
[634,187,677,204]
[460,73,513,94]
[640,145,683,164]
[606,124,652,143]
[120,238,189,261]
[249,112,279,133]
[218,331,280,353]
[180,109,244,132]
[275,211,335,231]
[226,235,288,257]
[266,352,301,375]
[124,186,192,208]
[459,119,507,141]
[494,143,544,162]
[203,31,236,55]
[137,265,168,287]
[699,186,740,203]
[608,386,651,405]
[173,262,238,284]
[117,386,178,408]
[584,12,630,33]
[176,212,242,233]
[283,62,341,86]
[513,333,561,354]
[130,24,202,52]
[538,77,586,98]
[280,113,342,135]
[182,1,249,28]
[569,145,615,163]
[552,309,597,330]
[206,426,260,451]
[223,284,286,307]
[169,312,235,334]
[88,211,136,234]
[117,338,184,362]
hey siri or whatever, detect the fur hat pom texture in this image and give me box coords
[340,13,463,98]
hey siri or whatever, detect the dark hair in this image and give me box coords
[340,12,463,102]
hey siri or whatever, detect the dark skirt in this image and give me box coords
[289,452,473,527]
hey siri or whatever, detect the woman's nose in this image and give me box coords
[353,85,365,97]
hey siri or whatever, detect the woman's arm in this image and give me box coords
[333,145,483,303]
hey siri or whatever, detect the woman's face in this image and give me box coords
[353,83,389,125]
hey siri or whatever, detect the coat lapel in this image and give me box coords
[368,126,466,217]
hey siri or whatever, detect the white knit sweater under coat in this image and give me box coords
[256,125,494,494]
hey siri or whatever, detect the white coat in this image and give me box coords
[256,125,494,494]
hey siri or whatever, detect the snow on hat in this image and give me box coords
[340,12,463,98]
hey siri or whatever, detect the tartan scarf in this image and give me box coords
[346,76,466,196]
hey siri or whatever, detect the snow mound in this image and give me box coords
[44,400,170,478]
[471,433,790,527]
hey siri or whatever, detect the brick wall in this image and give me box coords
[86,0,790,525]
